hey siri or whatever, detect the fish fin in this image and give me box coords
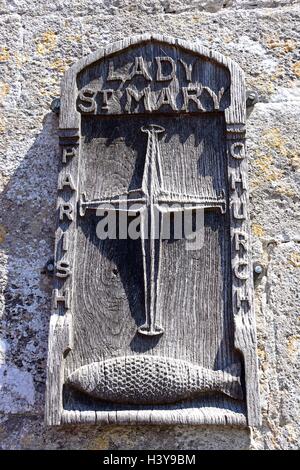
[221,363,244,401]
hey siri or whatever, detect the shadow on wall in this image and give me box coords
[0,112,59,416]
[0,111,252,450]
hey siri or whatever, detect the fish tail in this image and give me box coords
[216,363,244,400]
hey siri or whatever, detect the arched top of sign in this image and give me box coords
[59,34,246,131]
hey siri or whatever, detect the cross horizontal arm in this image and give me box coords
[157,191,226,214]
[79,192,146,216]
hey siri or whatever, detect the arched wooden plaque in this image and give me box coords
[45,34,260,427]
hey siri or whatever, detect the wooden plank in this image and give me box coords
[46,34,260,427]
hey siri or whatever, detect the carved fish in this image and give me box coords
[67,355,243,404]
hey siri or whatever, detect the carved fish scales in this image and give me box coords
[67,355,243,404]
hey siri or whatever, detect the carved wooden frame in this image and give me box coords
[45,34,260,427]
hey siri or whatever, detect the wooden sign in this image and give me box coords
[45,34,261,426]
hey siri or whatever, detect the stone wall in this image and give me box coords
[0,0,299,450]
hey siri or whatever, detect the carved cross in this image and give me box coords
[79,124,226,337]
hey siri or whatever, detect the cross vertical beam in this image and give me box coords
[79,124,226,338]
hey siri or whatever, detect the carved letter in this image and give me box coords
[230,142,246,160]
[156,88,177,111]
[232,201,247,220]
[236,289,250,310]
[62,147,77,164]
[230,171,247,191]
[53,289,69,309]
[58,174,76,191]
[156,57,176,81]
[125,87,151,112]
[78,88,96,113]
[101,89,114,110]
[107,60,124,81]
[234,261,249,280]
[59,203,74,221]
[182,86,204,112]
[202,86,225,110]
[62,232,69,251]
[179,59,193,81]
[129,57,152,81]
[56,260,71,278]
[234,231,248,252]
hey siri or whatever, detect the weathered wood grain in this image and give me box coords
[226,125,261,426]
[45,34,260,427]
